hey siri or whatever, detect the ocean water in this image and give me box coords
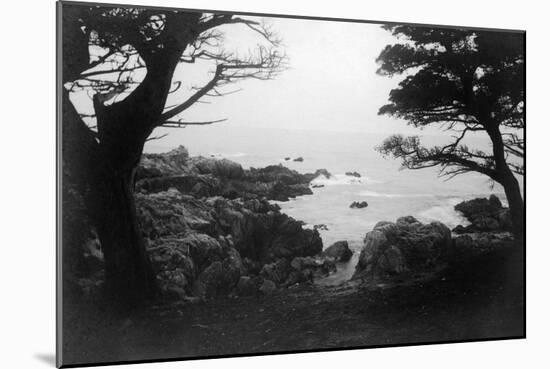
[145,125,517,283]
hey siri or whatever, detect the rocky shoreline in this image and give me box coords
[68,146,346,301]
[67,146,519,303]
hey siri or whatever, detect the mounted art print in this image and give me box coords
[57,1,526,367]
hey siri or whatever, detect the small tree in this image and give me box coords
[375,25,524,241]
[61,4,286,303]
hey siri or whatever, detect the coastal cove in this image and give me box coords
[145,125,516,283]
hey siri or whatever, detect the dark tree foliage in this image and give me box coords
[376,25,524,240]
[61,3,286,304]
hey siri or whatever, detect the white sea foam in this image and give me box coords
[310,173,365,186]
[417,197,470,228]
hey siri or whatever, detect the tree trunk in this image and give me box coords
[88,164,157,304]
[487,125,524,243]
[501,172,524,243]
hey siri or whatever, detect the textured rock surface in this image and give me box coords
[136,188,324,299]
[136,147,331,202]
[354,216,452,280]
[322,241,353,262]
[65,146,333,301]
[453,195,512,233]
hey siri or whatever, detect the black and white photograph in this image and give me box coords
[57,1,525,367]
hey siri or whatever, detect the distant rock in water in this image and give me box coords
[453,195,512,233]
[350,201,368,209]
[322,241,353,262]
[311,184,324,188]
[345,171,361,178]
[293,157,304,162]
[284,157,291,161]
[353,216,452,280]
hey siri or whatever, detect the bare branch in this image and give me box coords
[145,133,169,141]
[377,134,500,181]
[161,118,228,128]
[159,65,224,123]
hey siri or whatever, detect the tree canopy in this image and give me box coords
[376,25,524,179]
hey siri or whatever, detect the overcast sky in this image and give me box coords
[163,17,410,134]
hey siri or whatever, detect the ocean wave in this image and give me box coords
[208,152,248,158]
[359,190,434,198]
[417,203,470,229]
[310,173,365,186]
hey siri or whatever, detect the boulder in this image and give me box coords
[260,258,291,285]
[354,217,452,280]
[265,219,323,262]
[455,195,503,217]
[454,195,511,232]
[345,171,361,178]
[192,245,245,299]
[322,241,353,262]
[236,275,263,296]
[189,157,245,180]
[259,279,277,294]
[350,201,368,209]
[293,157,304,162]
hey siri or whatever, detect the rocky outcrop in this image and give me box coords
[136,148,331,202]
[66,147,336,301]
[188,157,245,180]
[453,195,512,233]
[136,187,325,300]
[353,216,452,280]
[322,241,353,262]
[350,201,368,209]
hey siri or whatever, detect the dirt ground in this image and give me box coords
[61,246,524,367]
